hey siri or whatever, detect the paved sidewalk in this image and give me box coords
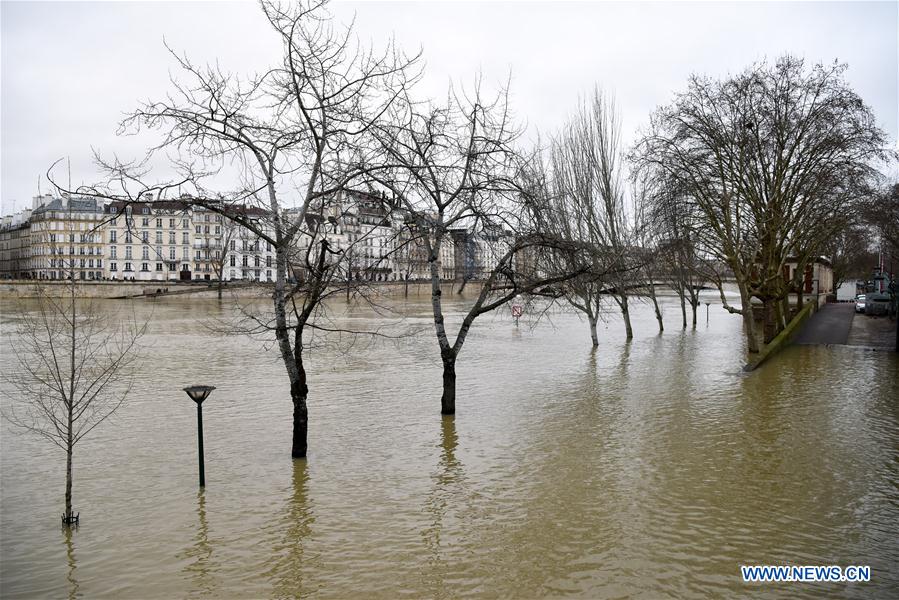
[793,303,855,345]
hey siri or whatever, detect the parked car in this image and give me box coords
[855,294,866,313]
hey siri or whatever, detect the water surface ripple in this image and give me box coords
[1,296,897,598]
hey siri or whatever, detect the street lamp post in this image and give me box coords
[183,385,216,487]
[705,302,711,325]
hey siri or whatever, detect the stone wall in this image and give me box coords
[0,279,465,300]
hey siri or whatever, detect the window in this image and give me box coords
[156,218,162,228]
[125,232,132,244]
[110,231,117,243]
[254,256,260,267]
[110,263,118,272]
[170,218,176,228]
[169,232,176,245]
[215,226,220,234]
[196,226,201,234]
[141,263,149,272]
[230,240,236,251]
[97,259,102,268]
[230,255,236,267]
[266,270,272,281]
[169,247,176,260]
[142,231,149,243]
[195,251,201,260]
[155,232,163,244]
[125,246,133,260]
[142,217,149,227]
[156,263,163,271]
[182,218,189,229]
[110,246,117,259]
[266,256,272,267]
[88,259,94,268]
[124,262,133,272]
[182,232,189,245]
[142,247,149,260]
[204,225,209,234]
[242,256,248,267]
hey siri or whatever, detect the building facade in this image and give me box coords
[0,210,32,279]
[29,196,105,280]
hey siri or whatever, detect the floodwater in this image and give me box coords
[1,293,897,599]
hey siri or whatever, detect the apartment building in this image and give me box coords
[221,205,275,282]
[0,210,32,278]
[29,196,106,280]
[104,200,193,281]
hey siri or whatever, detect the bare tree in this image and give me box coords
[550,89,635,343]
[2,276,145,524]
[631,176,665,333]
[372,80,602,414]
[633,56,888,351]
[89,0,420,458]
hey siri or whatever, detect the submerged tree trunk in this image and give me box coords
[649,281,664,333]
[441,350,456,415]
[620,293,633,339]
[678,288,687,329]
[291,360,309,458]
[64,441,74,523]
[690,293,698,328]
[588,311,599,347]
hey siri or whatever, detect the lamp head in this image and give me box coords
[183,385,216,404]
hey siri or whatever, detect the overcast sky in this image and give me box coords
[2,0,896,215]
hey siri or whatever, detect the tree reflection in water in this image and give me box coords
[63,524,79,600]
[418,415,468,597]
[267,459,316,599]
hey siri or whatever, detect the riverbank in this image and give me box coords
[0,279,467,300]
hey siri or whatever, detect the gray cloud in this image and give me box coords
[2,0,896,213]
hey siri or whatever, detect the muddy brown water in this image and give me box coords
[1,295,897,598]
